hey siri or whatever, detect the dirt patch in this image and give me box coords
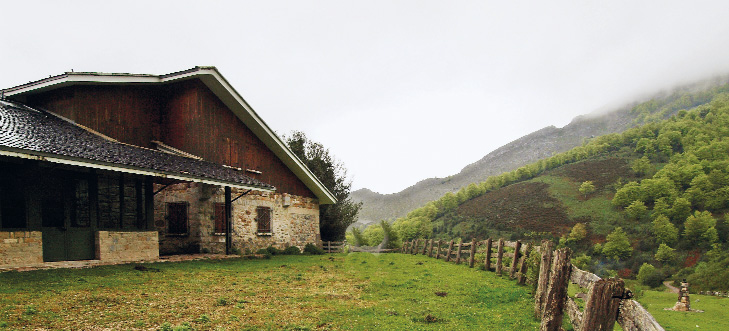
[457,182,573,235]
[552,157,636,189]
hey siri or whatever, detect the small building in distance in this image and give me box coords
[0,67,335,268]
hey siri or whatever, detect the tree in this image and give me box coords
[579,181,596,198]
[652,215,678,246]
[284,131,362,241]
[625,200,648,220]
[637,263,663,287]
[568,223,588,242]
[654,243,676,263]
[603,227,632,260]
[683,211,716,246]
[631,156,651,176]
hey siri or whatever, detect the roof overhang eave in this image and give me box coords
[0,148,274,192]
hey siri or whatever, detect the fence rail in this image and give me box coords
[322,241,345,253]
[401,238,664,331]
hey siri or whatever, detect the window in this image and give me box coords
[214,203,227,234]
[256,206,272,234]
[0,182,26,229]
[167,202,188,235]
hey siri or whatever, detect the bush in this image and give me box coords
[637,263,663,288]
[266,246,283,256]
[283,246,301,255]
[303,243,325,255]
[255,248,272,258]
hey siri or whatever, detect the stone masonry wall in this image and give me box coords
[96,231,159,262]
[155,183,320,255]
[0,231,43,268]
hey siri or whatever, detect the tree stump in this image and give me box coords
[539,247,572,331]
[496,238,505,275]
[535,240,554,318]
[484,238,492,271]
[510,240,522,279]
[581,278,625,331]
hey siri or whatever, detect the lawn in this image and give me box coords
[636,289,729,331]
[0,253,539,330]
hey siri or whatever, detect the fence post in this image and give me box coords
[445,240,454,262]
[510,240,522,279]
[581,278,625,331]
[435,240,442,259]
[327,241,331,253]
[540,247,572,331]
[484,238,493,271]
[535,240,555,318]
[422,239,428,255]
[428,239,434,257]
[496,238,505,275]
[401,241,406,253]
[518,242,533,285]
[455,242,463,264]
[469,238,477,268]
[412,239,419,255]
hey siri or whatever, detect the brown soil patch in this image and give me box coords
[552,157,636,189]
[457,182,573,235]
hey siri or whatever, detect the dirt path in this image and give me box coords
[664,280,680,293]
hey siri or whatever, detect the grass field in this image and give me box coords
[636,289,729,331]
[0,253,539,330]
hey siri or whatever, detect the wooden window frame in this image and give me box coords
[167,202,189,236]
[214,202,227,235]
[256,206,272,235]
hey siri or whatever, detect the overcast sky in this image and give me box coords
[3,1,729,194]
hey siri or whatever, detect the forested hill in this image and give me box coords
[352,77,729,227]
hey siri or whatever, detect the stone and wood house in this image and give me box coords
[0,67,336,268]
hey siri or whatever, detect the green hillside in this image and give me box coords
[354,82,729,292]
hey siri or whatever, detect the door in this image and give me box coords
[41,177,95,262]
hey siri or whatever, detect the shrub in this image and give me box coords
[266,246,283,256]
[637,263,663,288]
[255,248,272,258]
[303,243,325,255]
[283,246,301,255]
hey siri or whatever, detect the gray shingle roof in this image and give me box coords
[0,99,275,190]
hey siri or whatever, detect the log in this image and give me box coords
[496,238,505,275]
[617,299,665,331]
[518,243,533,285]
[455,242,463,264]
[469,238,477,268]
[510,241,522,279]
[571,265,601,288]
[539,247,572,331]
[581,278,625,331]
[484,238,493,271]
[566,297,583,331]
[445,240,454,262]
[535,240,554,318]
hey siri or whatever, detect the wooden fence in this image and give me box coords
[401,238,664,331]
[322,241,345,253]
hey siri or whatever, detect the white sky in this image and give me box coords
[2,1,729,194]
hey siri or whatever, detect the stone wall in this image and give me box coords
[0,231,43,268]
[155,183,320,255]
[96,231,159,262]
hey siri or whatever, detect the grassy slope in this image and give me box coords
[0,254,538,330]
[637,289,728,330]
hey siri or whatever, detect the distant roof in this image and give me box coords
[1,66,337,204]
[0,99,275,191]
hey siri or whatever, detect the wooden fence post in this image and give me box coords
[484,238,492,271]
[327,241,332,254]
[435,240,442,259]
[469,238,477,268]
[540,248,572,331]
[496,238,505,275]
[518,243,533,285]
[445,240,454,262]
[422,239,428,255]
[455,242,463,264]
[535,240,555,318]
[510,240,522,279]
[401,241,406,253]
[581,278,625,331]
[427,239,434,257]
[412,239,419,255]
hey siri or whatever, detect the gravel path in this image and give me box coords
[664,280,680,293]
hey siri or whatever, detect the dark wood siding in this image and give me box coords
[22,79,316,198]
[162,79,315,198]
[25,85,163,149]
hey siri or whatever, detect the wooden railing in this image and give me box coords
[322,241,345,253]
[401,238,664,331]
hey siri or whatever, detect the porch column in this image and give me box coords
[144,177,154,230]
[225,186,232,255]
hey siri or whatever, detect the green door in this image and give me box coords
[41,177,95,262]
